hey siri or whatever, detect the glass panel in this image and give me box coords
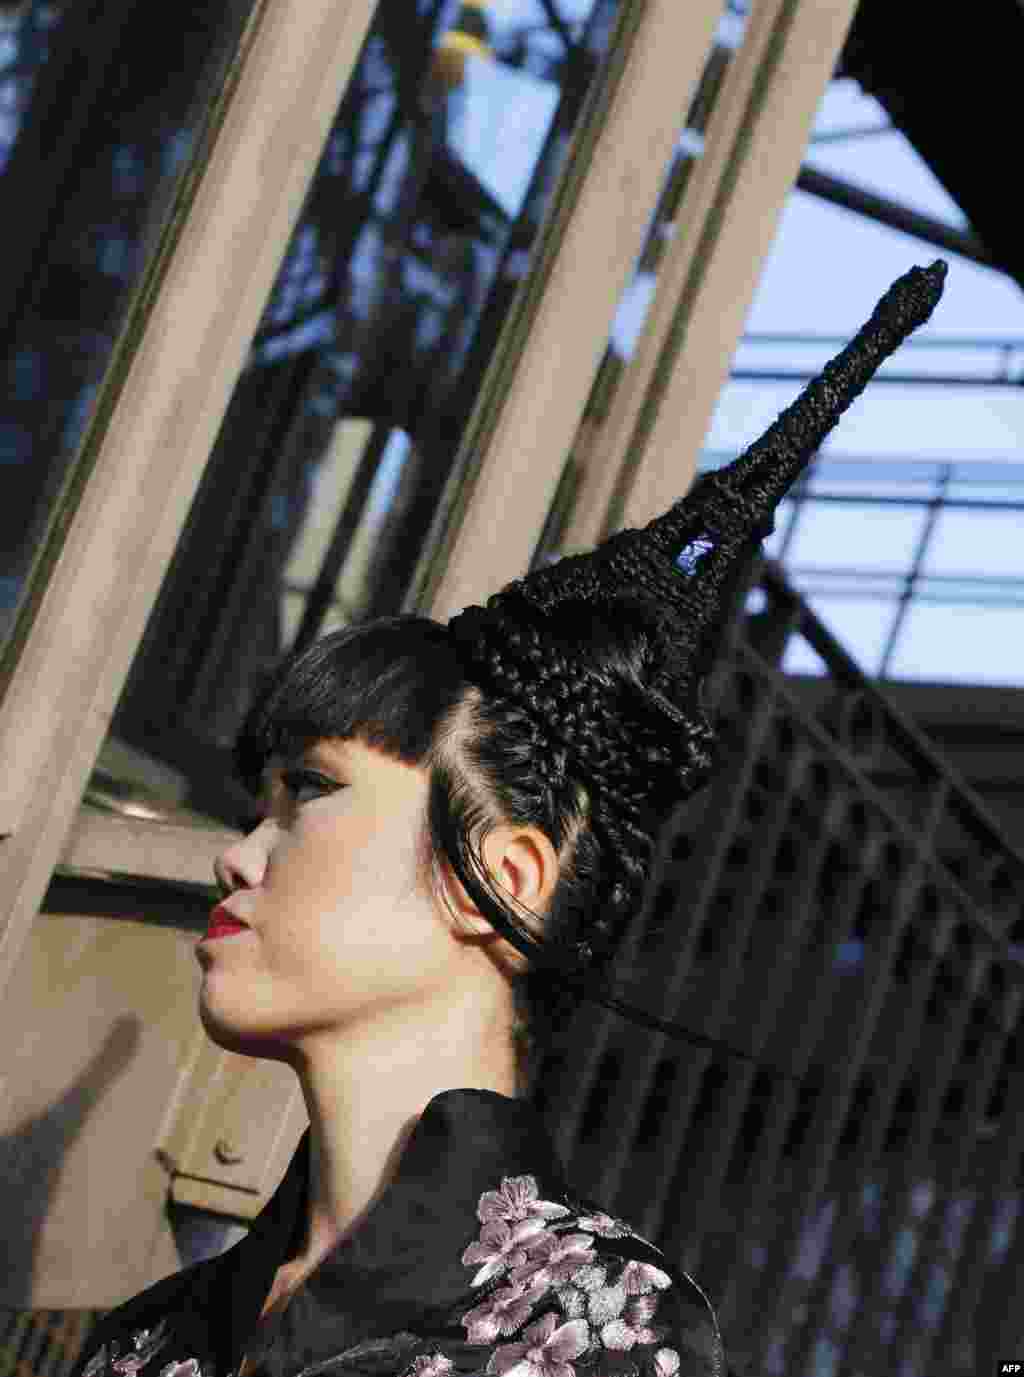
[807,458,943,501]
[915,576,1024,604]
[785,501,927,574]
[111,0,650,815]
[947,459,1024,505]
[280,423,420,655]
[791,570,906,598]
[781,632,828,678]
[452,57,560,217]
[888,603,1024,686]
[0,0,259,652]
[794,595,901,677]
[945,480,1024,505]
[922,509,1024,577]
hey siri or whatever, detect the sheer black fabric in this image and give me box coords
[70,1091,727,1377]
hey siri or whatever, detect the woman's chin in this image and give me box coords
[197,992,292,1062]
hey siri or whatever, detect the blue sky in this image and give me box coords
[448,2,1024,687]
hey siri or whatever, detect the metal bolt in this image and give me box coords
[214,1137,244,1165]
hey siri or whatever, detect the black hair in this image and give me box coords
[232,609,698,1095]
[230,264,950,1096]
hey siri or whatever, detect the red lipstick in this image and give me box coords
[202,903,250,942]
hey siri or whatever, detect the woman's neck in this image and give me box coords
[288,988,518,1270]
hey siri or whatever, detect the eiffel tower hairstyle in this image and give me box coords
[237,262,947,1083]
[440,261,947,1062]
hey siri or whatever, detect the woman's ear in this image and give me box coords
[432,826,558,977]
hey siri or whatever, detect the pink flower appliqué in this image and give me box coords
[619,1260,673,1295]
[462,1277,548,1343]
[462,1215,549,1287]
[156,1363,202,1377]
[586,1280,628,1327]
[112,1357,149,1376]
[110,1320,173,1377]
[511,1231,596,1289]
[403,1354,455,1377]
[478,1176,572,1226]
[598,1296,666,1352]
[652,1349,680,1377]
[485,1313,590,1377]
[575,1212,633,1240]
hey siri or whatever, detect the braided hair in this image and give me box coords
[235,262,949,1095]
[234,605,684,1095]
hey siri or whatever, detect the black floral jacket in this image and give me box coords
[71,1091,727,1377]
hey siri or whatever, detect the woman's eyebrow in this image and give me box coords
[266,747,346,781]
[303,740,352,771]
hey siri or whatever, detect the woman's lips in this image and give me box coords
[203,903,250,941]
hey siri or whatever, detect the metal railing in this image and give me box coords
[702,450,1024,683]
[538,554,1024,1376]
[0,1310,104,1377]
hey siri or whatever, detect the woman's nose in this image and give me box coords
[214,820,275,897]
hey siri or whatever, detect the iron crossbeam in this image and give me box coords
[795,162,997,271]
[729,368,1023,387]
[740,333,1024,350]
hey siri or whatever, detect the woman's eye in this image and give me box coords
[280,769,338,806]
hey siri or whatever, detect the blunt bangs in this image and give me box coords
[232,615,466,797]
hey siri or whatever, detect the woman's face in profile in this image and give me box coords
[199,736,460,1063]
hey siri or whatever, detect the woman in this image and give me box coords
[69,262,946,1377]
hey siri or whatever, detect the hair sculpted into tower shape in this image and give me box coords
[236,262,947,1093]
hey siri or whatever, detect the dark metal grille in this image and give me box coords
[0,1309,106,1377]
[535,556,1024,1376]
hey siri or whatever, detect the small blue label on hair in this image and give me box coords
[675,537,715,576]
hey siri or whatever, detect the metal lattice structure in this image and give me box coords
[0,1309,104,1377]
[707,445,1024,685]
[536,556,1024,1376]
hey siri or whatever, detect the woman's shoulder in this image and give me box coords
[449,1173,727,1377]
[69,1257,219,1377]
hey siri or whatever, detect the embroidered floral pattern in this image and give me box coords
[574,1212,635,1241]
[598,1296,667,1352]
[564,1263,607,1295]
[82,1159,721,1377]
[552,1286,586,1320]
[619,1262,672,1297]
[108,1320,173,1377]
[509,1231,596,1290]
[462,1277,550,1343]
[478,1176,572,1227]
[485,1314,589,1377]
[402,1355,455,1377]
[462,1215,551,1287]
[156,1362,202,1377]
[586,1280,628,1327]
[461,1174,691,1377]
[113,1342,150,1370]
[81,1321,201,1377]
